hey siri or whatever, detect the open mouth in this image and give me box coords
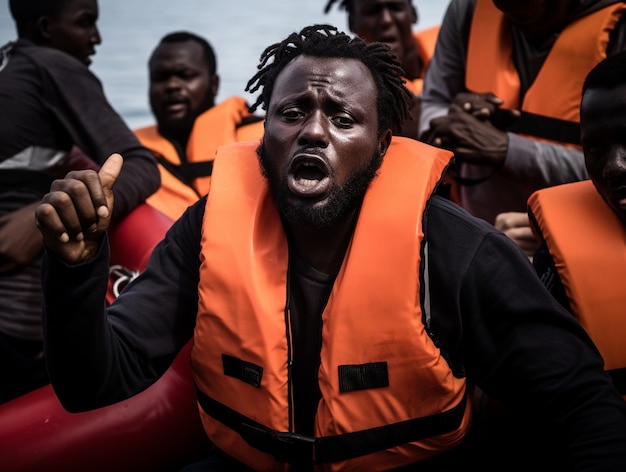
[162,99,187,115]
[377,33,400,50]
[287,153,332,198]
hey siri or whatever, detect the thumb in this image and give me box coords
[96,153,123,219]
[99,153,124,191]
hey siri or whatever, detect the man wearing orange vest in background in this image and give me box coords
[420,0,626,258]
[528,49,626,399]
[135,31,264,221]
[325,0,439,138]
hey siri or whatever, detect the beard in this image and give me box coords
[257,141,383,229]
[154,95,214,143]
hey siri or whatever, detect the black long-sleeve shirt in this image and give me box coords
[0,39,160,341]
[42,195,626,470]
[0,39,160,219]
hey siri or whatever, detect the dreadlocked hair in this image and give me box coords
[246,24,412,136]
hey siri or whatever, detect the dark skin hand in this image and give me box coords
[422,92,520,168]
[0,201,44,273]
[494,211,539,258]
[35,154,121,265]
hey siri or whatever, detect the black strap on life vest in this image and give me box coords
[491,109,581,146]
[155,155,214,182]
[195,387,467,465]
[236,114,264,129]
[154,153,213,199]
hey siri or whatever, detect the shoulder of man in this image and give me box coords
[15,39,84,68]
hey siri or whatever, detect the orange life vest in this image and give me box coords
[191,137,471,471]
[466,0,626,147]
[134,96,264,220]
[404,26,440,95]
[528,181,626,392]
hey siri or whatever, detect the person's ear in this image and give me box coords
[210,74,220,98]
[379,129,392,156]
[37,16,52,40]
[410,5,418,25]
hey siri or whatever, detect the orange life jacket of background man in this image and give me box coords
[528,180,626,395]
[190,137,471,471]
[466,0,626,147]
[404,26,440,95]
[134,96,264,220]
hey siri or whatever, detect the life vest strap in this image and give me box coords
[236,114,264,128]
[196,387,467,464]
[490,109,581,145]
[155,154,214,184]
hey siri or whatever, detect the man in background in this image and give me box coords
[135,31,263,221]
[528,49,626,399]
[420,0,626,257]
[325,0,439,138]
[0,0,159,403]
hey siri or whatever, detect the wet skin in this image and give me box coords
[148,40,218,146]
[260,55,392,273]
[42,0,101,66]
[580,85,626,224]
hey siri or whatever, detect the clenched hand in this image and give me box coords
[422,92,520,169]
[35,154,123,265]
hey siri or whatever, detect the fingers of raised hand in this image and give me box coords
[35,200,72,244]
[40,174,105,242]
[61,168,108,217]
